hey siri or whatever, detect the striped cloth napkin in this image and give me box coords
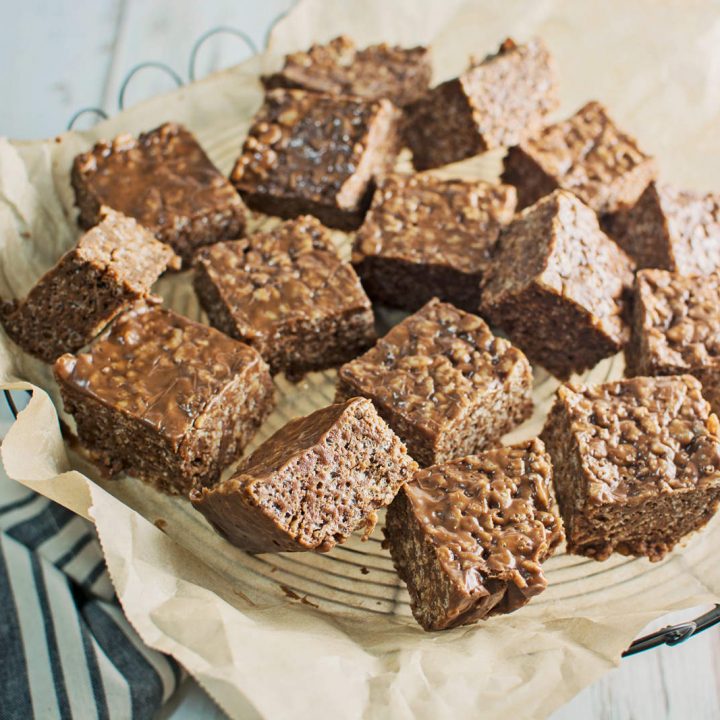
[0,460,179,719]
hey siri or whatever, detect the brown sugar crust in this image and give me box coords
[336,298,533,466]
[405,38,558,170]
[541,375,720,561]
[262,35,432,108]
[481,189,634,379]
[230,89,401,230]
[352,173,516,312]
[0,209,178,363]
[502,101,656,214]
[71,122,246,265]
[626,269,720,412]
[608,183,720,274]
[194,216,375,378]
[54,305,274,494]
[384,439,563,631]
[190,397,418,553]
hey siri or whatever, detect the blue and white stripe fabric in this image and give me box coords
[0,462,180,719]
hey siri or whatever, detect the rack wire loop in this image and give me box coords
[118,61,184,110]
[264,9,291,50]
[188,26,258,81]
[67,107,109,131]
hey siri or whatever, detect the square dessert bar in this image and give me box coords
[190,397,417,553]
[626,269,720,412]
[72,122,247,266]
[262,35,432,109]
[404,38,558,170]
[336,298,533,466]
[541,375,720,561]
[193,216,375,379]
[481,190,634,379]
[54,305,275,495]
[352,173,517,312]
[502,101,656,215]
[230,89,402,230]
[385,439,563,631]
[607,183,720,273]
[0,209,178,363]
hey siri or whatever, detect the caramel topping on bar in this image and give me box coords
[231,89,397,209]
[483,190,634,345]
[263,35,431,107]
[659,185,720,273]
[406,440,562,597]
[54,305,264,445]
[338,299,528,437]
[516,101,654,214]
[353,173,516,273]
[73,123,241,235]
[636,269,720,370]
[191,397,416,553]
[195,216,370,339]
[557,375,720,504]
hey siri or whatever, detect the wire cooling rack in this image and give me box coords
[4,16,720,656]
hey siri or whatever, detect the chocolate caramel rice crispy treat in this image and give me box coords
[230,89,402,230]
[54,305,275,495]
[607,183,720,273]
[405,38,558,170]
[352,173,517,312]
[1,209,178,363]
[190,397,417,553]
[336,299,533,467]
[626,269,720,412]
[193,216,375,379]
[72,122,246,266]
[541,375,720,561]
[262,35,432,108]
[385,439,563,631]
[481,190,635,379]
[502,101,656,215]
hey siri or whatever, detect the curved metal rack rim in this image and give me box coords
[2,388,718,655]
[622,604,720,656]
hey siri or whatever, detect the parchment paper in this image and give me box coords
[2,1,720,718]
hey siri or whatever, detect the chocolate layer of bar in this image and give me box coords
[481,190,634,379]
[72,123,246,265]
[194,216,375,379]
[385,439,563,631]
[405,38,558,170]
[262,35,432,108]
[626,269,720,412]
[541,375,720,561]
[353,173,516,312]
[231,89,401,230]
[336,299,533,466]
[54,305,274,495]
[502,101,656,215]
[191,397,417,553]
[1,209,178,363]
[607,183,720,273]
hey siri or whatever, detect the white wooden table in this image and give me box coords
[1,1,718,717]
